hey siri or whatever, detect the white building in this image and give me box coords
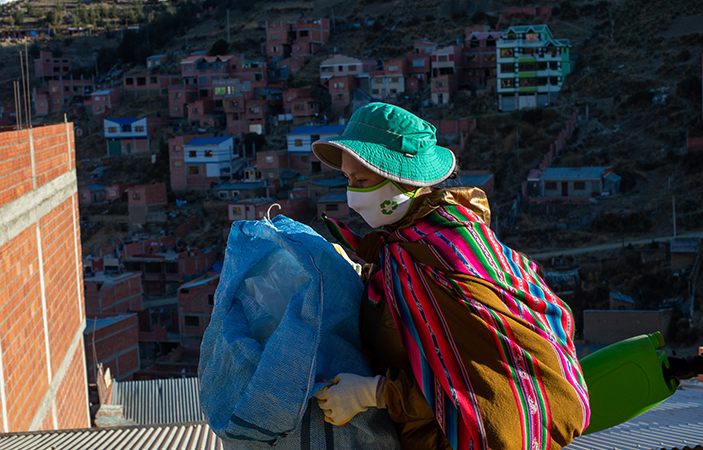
[183,136,236,179]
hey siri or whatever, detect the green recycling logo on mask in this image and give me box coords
[380,200,398,215]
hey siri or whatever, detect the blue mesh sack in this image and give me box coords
[199,215,401,450]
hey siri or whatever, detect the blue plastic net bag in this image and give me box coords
[199,215,401,450]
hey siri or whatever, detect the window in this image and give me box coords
[189,166,200,174]
[249,106,260,113]
[412,59,424,67]
[108,127,117,133]
[521,78,536,87]
[348,65,356,71]
[231,206,242,215]
[218,191,229,199]
[294,139,303,146]
[184,316,199,327]
[333,82,345,89]
[549,61,559,70]
[208,294,214,306]
[184,65,192,71]
[501,64,514,73]
[484,54,496,62]
[500,48,514,58]
[125,78,134,86]
[299,30,308,37]
[204,150,213,157]
[435,81,444,88]
[437,55,448,62]
[199,77,207,84]
[466,55,478,63]
[189,150,197,157]
[500,79,514,88]
[134,126,144,132]
[165,262,178,274]
[545,182,557,190]
[574,181,586,190]
[301,156,309,163]
[174,161,182,167]
[526,33,539,41]
[150,76,157,84]
[270,33,278,39]
[326,204,339,211]
[265,156,274,163]
[388,65,398,71]
[145,262,161,273]
[132,193,141,200]
[519,63,536,72]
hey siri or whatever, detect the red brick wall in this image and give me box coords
[0,124,89,432]
[0,226,51,431]
[54,345,89,429]
[0,129,33,207]
[84,314,139,382]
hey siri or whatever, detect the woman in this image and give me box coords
[311,103,590,450]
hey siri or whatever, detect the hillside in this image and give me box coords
[1,0,702,344]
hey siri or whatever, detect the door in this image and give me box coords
[108,140,121,156]
[561,182,568,197]
[126,142,132,155]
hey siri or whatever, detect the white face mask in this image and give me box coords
[347,179,420,228]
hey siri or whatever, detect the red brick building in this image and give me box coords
[0,124,91,431]
[128,183,168,226]
[178,273,219,355]
[168,134,214,191]
[84,271,143,315]
[34,51,71,80]
[84,314,140,382]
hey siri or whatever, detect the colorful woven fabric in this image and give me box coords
[323,188,590,450]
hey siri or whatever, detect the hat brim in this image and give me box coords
[312,137,456,187]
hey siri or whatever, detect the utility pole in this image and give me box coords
[227,9,230,43]
[672,196,677,238]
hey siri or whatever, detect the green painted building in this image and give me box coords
[496,25,570,112]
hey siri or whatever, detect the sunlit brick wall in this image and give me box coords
[0,124,89,432]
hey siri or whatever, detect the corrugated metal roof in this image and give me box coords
[0,422,223,450]
[112,377,205,425]
[671,238,700,253]
[82,184,105,192]
[540,167,611,180]
[184,137,232,146]
[567,381,703,450]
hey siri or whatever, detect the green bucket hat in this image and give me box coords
[311,102,456,187]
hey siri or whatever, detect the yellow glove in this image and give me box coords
[314,373,386,425]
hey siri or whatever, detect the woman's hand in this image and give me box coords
[314,373,386,425]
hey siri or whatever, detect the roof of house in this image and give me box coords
[112,377,205,425]
[540,167,612,180]
[318,192,347,203]
[147,54,167,59]
[213,181,267,191]
[604,172,622,182]
[311,178,347,188]
[610,291,635,303]
[106,117,139,125]
[184,137,232,146]
[0,422,222,450]
[670,238,701,253]
[466,32,503,40]
[85,314,135,332]
[567,380,703,450]
[178,274,220,290]
[81,184,105,192]
[92,90,112,96]
[503,24,550,34]
[281,171,300,179]
[288,125,346,136]
[436,174,494,189]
